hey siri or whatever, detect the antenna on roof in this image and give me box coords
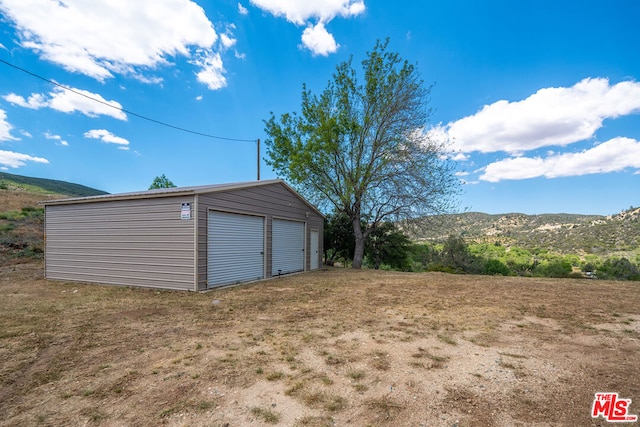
[257,138,260,181]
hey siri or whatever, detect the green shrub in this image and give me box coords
[534,260,572,278]
[484,259,510,276]
[427,263,457,274]
[598,258,640,281]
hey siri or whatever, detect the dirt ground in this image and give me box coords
[1,262,639,427]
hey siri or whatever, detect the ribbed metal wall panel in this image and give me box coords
[45,196,196,290]
[207,211,264,288]
[272,219,304,275]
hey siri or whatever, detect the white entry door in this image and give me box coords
[310,230,319,270]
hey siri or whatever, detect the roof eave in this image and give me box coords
[41,179,324,218]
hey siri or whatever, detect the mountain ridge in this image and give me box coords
[0,171,108,198]
[410,207,640,257]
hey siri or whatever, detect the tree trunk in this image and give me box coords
[352,217,365,269]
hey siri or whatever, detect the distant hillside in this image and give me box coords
[410,208,640,256]
[0,172,108,198]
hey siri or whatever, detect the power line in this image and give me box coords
[0,58,256,143]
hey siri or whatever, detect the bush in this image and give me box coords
[534,260,572,278]
[426,263,457,274]
[484,259,511,276]
[598,258,640,281]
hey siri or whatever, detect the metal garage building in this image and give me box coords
[44,180,324,291]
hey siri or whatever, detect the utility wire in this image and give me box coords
[0,58,256,143]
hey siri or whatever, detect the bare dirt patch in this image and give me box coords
[1,263,639,426]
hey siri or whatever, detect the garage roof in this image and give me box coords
[43,179,324,217]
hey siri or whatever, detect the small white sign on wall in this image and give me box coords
[181,202,191,220]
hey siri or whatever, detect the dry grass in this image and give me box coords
[1,262,640,426]
[0,188,62,212]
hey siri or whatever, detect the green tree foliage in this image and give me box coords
[533,259,572,278]
[469,242,507,260]
[598,257,640,280]
[365,222,411,270]
[483,259,511,276]
[324,212,356,265]
[582,262,596,273]
[148,174,176,190]
[440,235,483,274]
[410,243,439,271]
[408,240,640,280]
[264,39,459,269]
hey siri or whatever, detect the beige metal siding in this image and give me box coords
[196,182,323,290]
[46,196,196,290]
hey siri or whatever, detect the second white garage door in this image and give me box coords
[208,211,265,288]
[272,219,305,275]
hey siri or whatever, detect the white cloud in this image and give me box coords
[451,152,469,161]
[3,87,127,120]
[196,95,203,101]
[218,25,242,58]
[44,132,69,146]
[220,33,237,50]
[3,93,47,109]
[0,109,19,141]
[131,74,164,85]
[191,51,227,90]
[84,129,130,149]
[249,0,364,55]
[0,0,228,89]
[238,3,249,15]
[430,78,640,154]
[0,149,49,168]
[301,22,339,56]
[250,0,364,24]
[480,137,640,182]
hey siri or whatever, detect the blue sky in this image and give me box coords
[0,0,638,215]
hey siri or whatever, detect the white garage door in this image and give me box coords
[272,219,305,275]
[208,211,264,288]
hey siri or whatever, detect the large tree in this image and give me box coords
[265,39,459,268]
